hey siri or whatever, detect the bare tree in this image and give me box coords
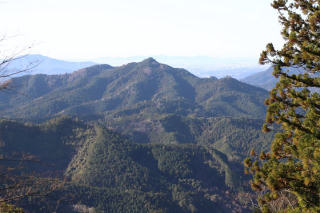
[0,35,40,89]
[0,37,64,211]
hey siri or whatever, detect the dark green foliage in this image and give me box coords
[0,116,95,208]
[50,127,248,212]
[0,116,93,173]
[67,126,237,190]
[106,114,274,162]
[199,117,274,161]
[1,119,251,212]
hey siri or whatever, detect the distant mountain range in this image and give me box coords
[5,54,96,75]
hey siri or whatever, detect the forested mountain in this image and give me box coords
[0,117,261,212]
[0,58,268,120]
[0,116,94,173]
[0,59,273,212]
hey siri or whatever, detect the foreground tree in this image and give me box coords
[245,0,320,212]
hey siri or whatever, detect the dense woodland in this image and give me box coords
[0,58,274,212]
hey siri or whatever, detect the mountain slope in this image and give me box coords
[0,58,268,120]
[61,126,246,212]
[1,118,252,212]
[241,66,276,90]
[105,114,273,161]
[0,116,94,173]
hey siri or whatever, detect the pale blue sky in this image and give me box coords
[0,0,282,61]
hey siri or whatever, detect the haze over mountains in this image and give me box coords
[7,54,268,79]
[93,56,268,79]
[5,54,96,75]
[0,57,274,212]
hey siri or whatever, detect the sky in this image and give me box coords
[0,0,283,61]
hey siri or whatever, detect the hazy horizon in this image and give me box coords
[0,0,283,62]
[10,53,268,79]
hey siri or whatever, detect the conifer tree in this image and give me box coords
[245,0,320,212]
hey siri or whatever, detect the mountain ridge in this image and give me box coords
[0,58,268,121]
[92,55,267,79]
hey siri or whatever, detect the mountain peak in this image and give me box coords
[141,57,160,65]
